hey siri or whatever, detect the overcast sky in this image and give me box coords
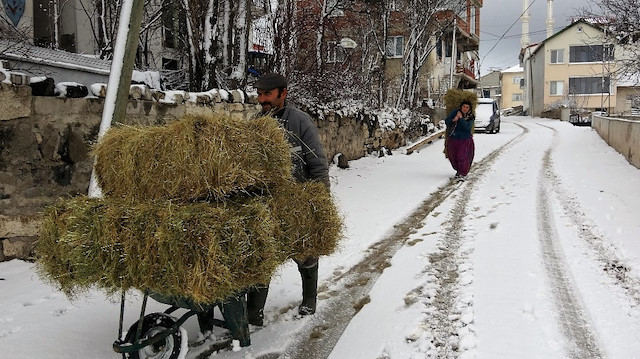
[478,0,584,75]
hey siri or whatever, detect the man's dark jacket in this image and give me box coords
[273,104,330,188]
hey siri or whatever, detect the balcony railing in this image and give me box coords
[456,60,476,80]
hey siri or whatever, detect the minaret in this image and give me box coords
[546,0,555,38]
[521,0,530,47]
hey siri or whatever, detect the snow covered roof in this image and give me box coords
[501,65,523,73]
[0,40,111,75]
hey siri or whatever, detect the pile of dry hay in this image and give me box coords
[36,114,342,304]
[92,114,293,202]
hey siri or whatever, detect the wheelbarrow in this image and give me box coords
[112,289,251,359]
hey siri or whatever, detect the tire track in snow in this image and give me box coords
[536,124,603,359]
[280,126,528,359]
[537,125,640,308]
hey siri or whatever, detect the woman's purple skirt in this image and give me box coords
[446,137,475,176]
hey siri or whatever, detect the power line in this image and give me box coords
[480,25,566,41]
[479,0,538,71]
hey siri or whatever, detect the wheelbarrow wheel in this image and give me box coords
[123,313,185,359]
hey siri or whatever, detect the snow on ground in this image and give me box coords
[1,116,639,359]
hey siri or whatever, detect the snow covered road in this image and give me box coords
[327,118,640,359]
[2,117,640,359]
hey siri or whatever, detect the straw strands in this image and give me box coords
[36,114,343,304]
[92,114,293,202]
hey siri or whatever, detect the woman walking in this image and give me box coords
[444,99,475,181]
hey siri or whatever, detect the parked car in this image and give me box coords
[475,98,501,133]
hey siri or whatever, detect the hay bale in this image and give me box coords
[36,196,282,303]
[443,89,478,158]
[93,114,292,202]
[444,89,478,114]
[36,183,343,303]
[268,181,343,261]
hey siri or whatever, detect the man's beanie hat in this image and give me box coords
[255,73,287,90]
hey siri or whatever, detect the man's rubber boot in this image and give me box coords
[298,264,318,316]
[196,306,216,333]
[246,284,269,326]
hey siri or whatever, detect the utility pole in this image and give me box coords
[450,19,457,90]
[88,0,145,198]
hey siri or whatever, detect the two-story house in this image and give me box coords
[500,65,524,110]
[304,0,482,106]
[522,19,617,117]
[429,1,481,95]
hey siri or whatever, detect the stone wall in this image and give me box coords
[0,84,422,261]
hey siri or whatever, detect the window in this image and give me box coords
[33,0,55,48]
[444,40,452,57]
[482,89,491,98]
[569,77,610,94]
[252,0,266,8]
[386,36,403,58]
[162,58,178,70]
[550,81,564,95]
[550,49,564,63]
[326,0,344,17]
[512,76,523,84]
[470,7,477,36]
[569,45,614,63]
[512,93,523,102]
[327,41,346,63]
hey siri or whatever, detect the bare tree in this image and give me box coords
[395,0,463,108]
[265,0,466,109]
[582,0,640,78]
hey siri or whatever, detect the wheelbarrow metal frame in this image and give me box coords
[112,290,251,355]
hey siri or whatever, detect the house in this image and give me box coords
[2,0,482,107]
[477,70,501,106]
[0,39,113,87]
[427,1,482,96]
[521,19,617,117]
[302,0,482,106]
[500,65,524,110]
[614,73,640,116]
[0,1,169,89]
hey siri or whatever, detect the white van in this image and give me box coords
[475,98,501,133]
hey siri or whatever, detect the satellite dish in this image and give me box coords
[340,38,358,49]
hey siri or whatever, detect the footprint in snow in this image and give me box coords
[22,294,56,307]
[52,307,73,317]
[0,326,22,338]
[522,303,537,321]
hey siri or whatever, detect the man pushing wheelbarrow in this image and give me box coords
[36,103,342,357]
